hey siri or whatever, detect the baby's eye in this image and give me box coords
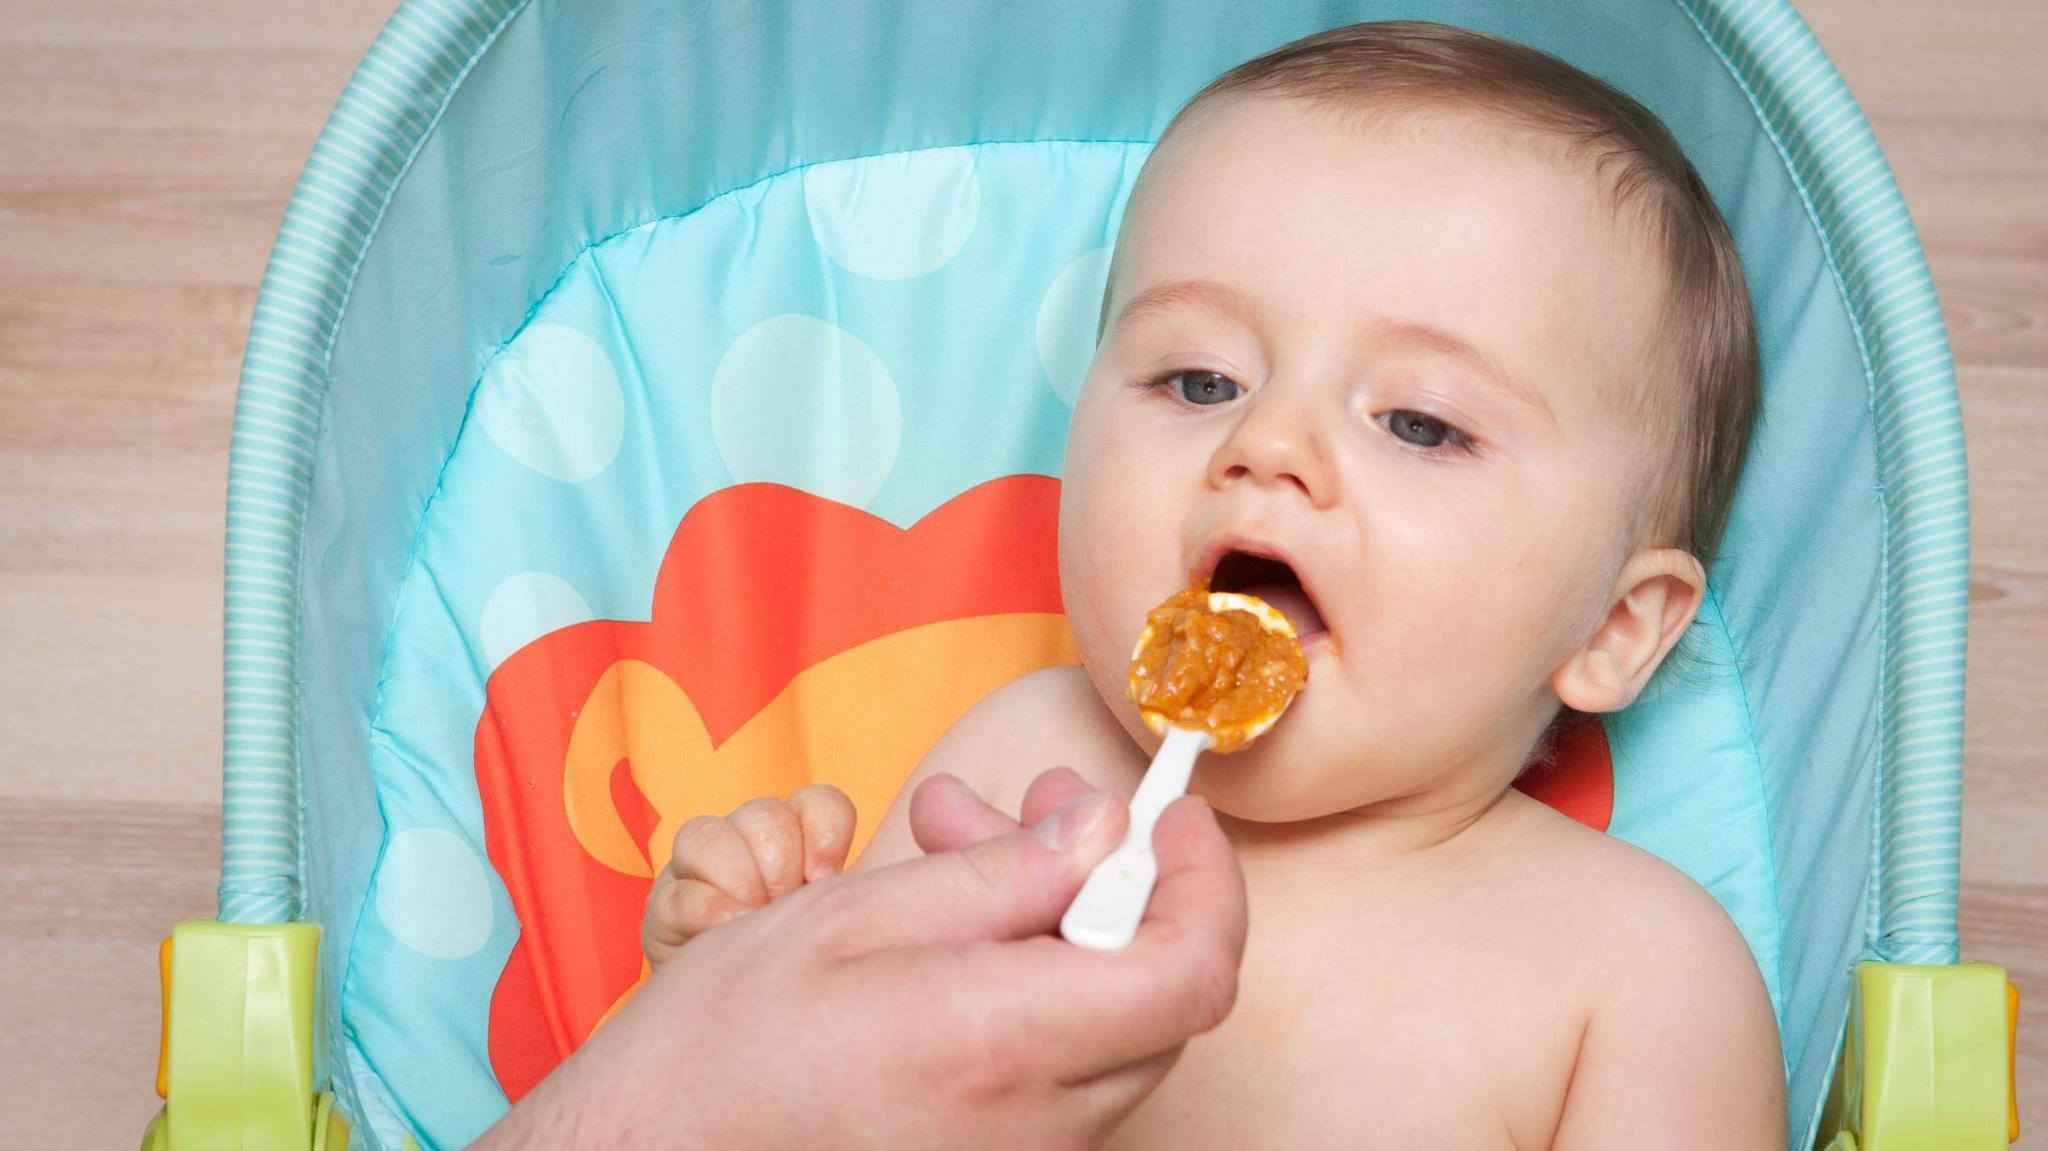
[1382,410,1473,453]
[1166,370,1243,406]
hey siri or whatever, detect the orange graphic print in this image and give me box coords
[472,474,1613,1102]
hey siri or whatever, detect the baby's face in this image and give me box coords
[1059,96,1670,822]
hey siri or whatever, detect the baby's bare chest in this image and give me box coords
[1104,877,1595,1150]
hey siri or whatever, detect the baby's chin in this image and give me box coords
[1188,739,1360,824]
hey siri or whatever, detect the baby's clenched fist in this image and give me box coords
[642,783,857,966]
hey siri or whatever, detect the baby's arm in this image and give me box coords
[1551,862,1786,1149]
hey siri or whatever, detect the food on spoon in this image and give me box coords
[1127,579,1307,752]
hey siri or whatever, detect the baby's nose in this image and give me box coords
[1205,392,1337,508]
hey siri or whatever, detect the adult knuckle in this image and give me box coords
[976,1031,1036,1096]
[930,1015,1029,1103]
[952,844,1005,895]
[796,876,867,951]
[1153,920,1237,1031]
[1186,951,1241,1032]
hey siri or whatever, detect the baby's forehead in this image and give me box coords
[1119,96,1668,315]
[1149,94,1639,221]
[1106,98,1675,424]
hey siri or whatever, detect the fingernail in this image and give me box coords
[808,863,839,882]
[1031,793,1114,853]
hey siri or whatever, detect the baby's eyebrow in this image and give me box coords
[1376,320,1558,428]
[1109,279,1262,334]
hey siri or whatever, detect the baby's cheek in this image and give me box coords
[1063,499,1158,622]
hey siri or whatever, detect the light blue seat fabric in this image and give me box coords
[218,3,1969,1147]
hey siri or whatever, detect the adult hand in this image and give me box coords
[471,769,1248,1150]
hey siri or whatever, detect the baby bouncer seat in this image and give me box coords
[142,2,2021,1148]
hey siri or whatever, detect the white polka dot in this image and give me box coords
[375,828,494,961]
[480,572,594,669]
[475,322,625,482]
[1036,247,1113,407]
[804,148,980,280]
[711,315,902,507]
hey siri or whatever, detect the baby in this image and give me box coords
[645,21,1785,1148]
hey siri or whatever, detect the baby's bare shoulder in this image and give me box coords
[936,666,1144,806]
[1498,804,1762,990]
[965,664,1119,738]
[853,667,1142,870]
[1501,802,1785,1145]
[1500,800,1672,897]
[1527,809,1754,964]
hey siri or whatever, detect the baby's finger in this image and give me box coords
[1018,767,1100,828]
[728,798,806,899]
[670,815,770,906]
[644,877,753,965]
[789,784,856,880]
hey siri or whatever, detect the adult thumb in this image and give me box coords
[833,791,1129,953]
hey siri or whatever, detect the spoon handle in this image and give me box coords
[1060,726,1214,951]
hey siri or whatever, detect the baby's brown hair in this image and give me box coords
[1109,20,1760,565]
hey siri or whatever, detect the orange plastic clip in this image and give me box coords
[2011,979,2021,1144]
[156,935,173,1099]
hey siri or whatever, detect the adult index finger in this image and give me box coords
[908,767,1102,856]
[815,790,1129,954]
[941,795,1248,1083]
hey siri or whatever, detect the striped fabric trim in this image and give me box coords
[218,0,526,924]
[1678,0,1968,966]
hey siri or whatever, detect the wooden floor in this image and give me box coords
[0,1,2039,1144]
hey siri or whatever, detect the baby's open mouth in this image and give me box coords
[1209,549,1328,641]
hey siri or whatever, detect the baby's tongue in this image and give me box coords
[1243,582,1325,639]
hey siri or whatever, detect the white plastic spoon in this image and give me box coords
[1060,590,1303,952]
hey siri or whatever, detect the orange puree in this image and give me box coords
[1127,580,1307,752]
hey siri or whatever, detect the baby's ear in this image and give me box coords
[1551,548,1707,714]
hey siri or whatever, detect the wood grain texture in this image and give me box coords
[0,1,395,1139]
[0,0,2039,1144]
[1796,0,2048,1133]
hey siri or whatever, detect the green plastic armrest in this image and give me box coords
[1819,961,2017,1150]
